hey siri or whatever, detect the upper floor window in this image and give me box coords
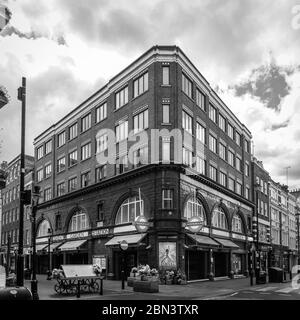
[183,197,207,223]
[81,113,91,133]
[162,189,173,209]
[96,102,107,123]
[115,196,144,225]
[228,177,235,191]
[44,188,52,202]
[228,150,235,167]
[196,122,205,144]
[81,171,90,188]
[57,131,66,147]
[57,182,65,197]
[209,165,217,182]
[162,104,170,124]
[81,142,91,161]
[219,114,226,131]
[232,214,243,233]
[37,146,44,160]
[133,72,149,98]
[133,109,148,134]
[68,149,78,167]
[245,186,250,200]
[182,73,192,98]
[68,209,90,232]
[228,123,234,140]
[236,156,242,172]
[162,66,170,85]
[45,140,52,154]
[116,154,128,174]
[196,89,205,110]
[37,168,43,182]
[209,135,217,153]
[212,207,228,230]
[45,163,52,178]
[245,163,250,176]
[162,138,170,162]
[196,156,206,175]
[57,157,66,173]
[183,147,193,168]
[219,171,227,187]
[116,120,128,142]
[182,110,192,134]
[236,181,242,195]
[219,143,226,161]
[115,86,128,110]
[133,146,148,167]
[68,177,77,192]
[245,139,250,153]
[37,219,51,237]
[96,132,108,153]
[69,123,78,140]
[236,131,241,146]
[95,165,107,182]
[209,104,217,123]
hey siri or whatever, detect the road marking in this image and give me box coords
[275,287,296,294]
[255,286,278,292]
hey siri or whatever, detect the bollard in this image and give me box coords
[76,280,80,298]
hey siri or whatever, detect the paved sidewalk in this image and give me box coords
[23,275,292,300]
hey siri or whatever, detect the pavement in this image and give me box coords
[22,275,300,300]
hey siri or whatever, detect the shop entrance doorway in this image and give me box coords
[185,250,208,280]
[214,252,228,277]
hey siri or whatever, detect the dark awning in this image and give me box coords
[187,234,220,247]
[214,238,240,249]
[58,239,87,251]
[105,233,146,246]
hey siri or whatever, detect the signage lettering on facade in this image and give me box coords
[232,233,246,241]
[52,235,65,242]
[66,231,89,240]
[91,228,109,237]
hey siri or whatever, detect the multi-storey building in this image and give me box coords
[251,158,271,273]
[0,154,34,272]
[33,45,254,280]
[287,193,298,269]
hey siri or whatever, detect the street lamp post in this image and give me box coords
[46,228,52,280]
[31,186,41,300]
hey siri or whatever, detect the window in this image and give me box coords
[183,148,193,167]
[25,230,29,245]
[116,120,128,142]
[68,177,77,192]
[232,214,243,233]
[57,157,66,172]
[68,209,90,232]
[212,207,228,229]
[96,133,108,153]
[219,143,226,161]
[162,138,170,162]
[45,163,52,178]
[196,122,205,144]
[184,197,206,223]
[220,171,227,187]
[133,72,148,98]
[68,150,78,167]
[57,131,66,147]
[209,135,217,153]
[245,139,250,153]
[69,123,78,140]
[228,123,234,139]
[236,182,242,195]
[37,146,44,160]
[37,168,43,182]
[55,214,62,231]
[95,165,107,182]
[245,186,250,199]
[162,189,173,209]
[97,202,104,221]
[116,154,128,174]
[236,131,241,146]
[37,220,51,237]
[228,150,235,167]
[209,165,217,181]
[115,196,144,225]
[133,146,148,167]
[182,110,192,134]
[45,140,52,154]
[182,73,192,98]
[44,188,52,201]
[81,171,90,188]
[162,104,170,123]
[196,156,206,175]
[162,66,170,85]
[133,109,148,134]
[228,177,235,191]
[96,102,107,123]
[236,156,242,172]
[196,89,205,110]
[115,86,129,109]
[219,114,226,131]
[245,163,250,176]
[81,113,91,133]
[209,104,217,123]
[57,182,65,197]
[81,142,91,161]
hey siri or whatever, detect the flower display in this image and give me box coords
[93,264,102,275]
[52,269,64,279]
[131,267,138,274]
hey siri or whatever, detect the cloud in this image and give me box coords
[231,59,298,112]
[270,119,290,131]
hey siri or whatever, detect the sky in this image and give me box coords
[0,0,300,189]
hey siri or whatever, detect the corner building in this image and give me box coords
[34,46,254,280]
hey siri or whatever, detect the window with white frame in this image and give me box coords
[182,110,192,134]
[183,147,193,167]
[245,186,250,200]
[45,140,52,154]
[219,143,226,161]
[81,113,91,133]
[245,162,250,176]
[232,214,243,233]
[212,207,228,230]
[68,149,78,167]
[116,154,128,174]
[162,189,173,209]
[196,122,205,144]
[44,188,52,201]
[196,156,206,175]
[68,177,77,192]
[220,171,227,187]
[228,150,235,167]
[96,102,107,123]
[37,146,44,160]
[245,139,250,153]
[69,123,78,140]
[96,132,108,153]
[236,156,242,172]
[162,138,170,162]
[236,131,241,146]
[68,210,90,232]
[37,168,43,182]
[95,165,107,182]
[196,89,205,110]
[81,171,90,188]
[57,131,66,147]
[162,104,170,123]
[57,182,65,196]
[133,146,148,167]
[182,73,192,98]
[115,86,128,110]
[209,134,217,153]
[209,165,217,181]
[228,123,234,139]
[133,72,148,98]
[116,120,128,142]
[57,157,66,173]
[45,163,52,178]
[133,109,148,134]
[115,196,144,225]
[228,177,235,191]
[37,220,51,237]
[236,182,242,195]
[209,104,217,123]
[81,142,91,160]
[219,114,226,131]
[162,66,170,85]
[183,197,206,223]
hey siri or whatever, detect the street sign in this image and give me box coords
[119,240,128,251]
[133,215,150,233]
[186,216,204,233]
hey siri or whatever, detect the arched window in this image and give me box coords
[37,220,51,237]
[232,214,243,233]
[68,209,90,232]
[115,196,144,225]
[212,207,228,230]
[183,197,207,224]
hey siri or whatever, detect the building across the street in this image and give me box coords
[32,45,255,281]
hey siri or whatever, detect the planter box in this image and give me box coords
[127,276,141,287]
[133,280,159,293]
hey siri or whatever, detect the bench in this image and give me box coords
[54,265,104,297]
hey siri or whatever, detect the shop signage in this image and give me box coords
[133,215,151,233]
[232,233,246,241]
[91,228,109,237]
[66,231,89,240]
[119,240,128,251]
[36,237,48,244]
[186,216,204,233]
[52,235,65,242]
